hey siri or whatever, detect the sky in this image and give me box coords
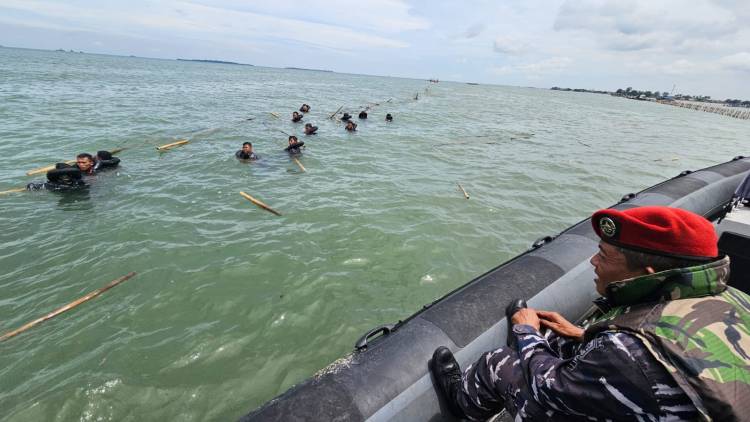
[1,0,749,99]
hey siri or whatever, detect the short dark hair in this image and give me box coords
[243,142,252,147]
[289,135,297,141]
[77,153,93,161]
[619,247,706,272]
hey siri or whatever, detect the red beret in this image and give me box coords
[591,206,718,260]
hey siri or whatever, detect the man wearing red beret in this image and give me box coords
[431,206,750,421]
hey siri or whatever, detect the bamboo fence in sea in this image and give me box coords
[658,100,750,120]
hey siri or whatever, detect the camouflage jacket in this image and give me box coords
[587,255,750,421]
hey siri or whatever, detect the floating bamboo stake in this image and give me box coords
[457,183,470,200]
[156,140,189,151]
[329,105,343,119]
[278,129,291,137]
[0,187,26,196]
[239,191,282,216]
[0,272,137,342]
[269,112,280,119]
[26,160,75,176]
[293,157,306,172]
[25,147,127,176]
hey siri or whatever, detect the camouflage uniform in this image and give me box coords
[456,256,750,421]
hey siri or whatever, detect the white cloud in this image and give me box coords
[185,0,430,34]
[554,0,740,52]
[492,57,572,76]
[464,23,485,39]
[0,0,419,51]
[493,36,526,55]
[720,52,750,72]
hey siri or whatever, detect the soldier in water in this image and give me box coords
[284,136,304,155]
[235,142,259,161]
[431,206,750,421]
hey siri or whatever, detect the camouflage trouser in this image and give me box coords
[456,346,540,421]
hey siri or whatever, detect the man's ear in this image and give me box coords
[645,266,656,274]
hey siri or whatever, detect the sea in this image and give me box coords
[0,46,748,421]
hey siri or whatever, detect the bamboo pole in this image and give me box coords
[457,183,470,200]
[0,272,137,342]
[25,148,127,176]
[239,191,282,216]
[156,140,189,151]
[0,187,26,196]
[26,160,75,176]
[293,157,306,172]
[269,112,280,119]
[328,105,343,119]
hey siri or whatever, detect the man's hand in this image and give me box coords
[511,308,541,331]
[537,310,584,342]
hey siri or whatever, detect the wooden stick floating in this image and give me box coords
[26,160,75,176]
[293,157,306,172]
[239,191,282,216]
[0,272,137,342]
[269,112,280,119]
[457,183,470,200]
[329,105,343,119]
[156,140,189,151]
[0,187,26,196]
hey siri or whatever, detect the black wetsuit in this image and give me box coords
[236,151,259,160]
[92,157,120,173]
[285,143,304,155]
[27,164,87,191]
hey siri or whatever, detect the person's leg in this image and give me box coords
[432,346,523,421]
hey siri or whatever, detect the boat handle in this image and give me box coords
[530,235,556,250]
[355,324,395,351]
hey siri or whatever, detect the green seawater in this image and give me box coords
[0,46,747,421]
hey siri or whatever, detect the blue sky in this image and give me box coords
[1,0,749,99]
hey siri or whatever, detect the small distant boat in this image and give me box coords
[467,82,479,85]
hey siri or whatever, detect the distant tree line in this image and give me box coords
[551,85,750,107]
[613,87,750,106]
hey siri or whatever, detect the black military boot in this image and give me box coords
[430,346,466,419]
[506,298,528,348]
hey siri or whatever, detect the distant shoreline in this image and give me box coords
[177,59,253,66]
[285,67,333,73]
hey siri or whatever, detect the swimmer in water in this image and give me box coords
[75,153,95,175]
[385,113,393,122]
[93,150,121,172]
[358,110,368,119]
[285,136,304,154]
[292,111,303,122]
[345,121,357,132]
[299,104,310,113]
[341,112,352,121]
[304,123,318,135]
[236,142,259,160]
[27,163,87,191]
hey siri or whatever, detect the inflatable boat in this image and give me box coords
[240,156,750,422]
